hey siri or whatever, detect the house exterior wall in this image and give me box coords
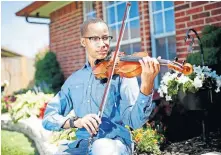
[50,2,85,78]
[174,1,221,60]
[139,1,151,55]
[49,1,221,79]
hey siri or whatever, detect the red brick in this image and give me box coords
[192,12,210,20]
[174,1,185,5]
[176,41,186,47]
[206,15,221,23]
[175,11,185,18]
[213,22,221,27]
[191,1,208,7]
[176,35,187,42]
[175,4,190,11]
[211,8,221,16]
[204,2,221,11]
[186,7,203,15]
[176,16,190,23]
[176,30,187,35]
[187,19,204,27]
[176,23,186,29]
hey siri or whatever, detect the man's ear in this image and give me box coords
[81,38,85,47]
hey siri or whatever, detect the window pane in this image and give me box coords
[85,2,95,13]
[86,11,96,19]
[117,2,126,22]
[110,25,117,42]
[106,1,115,6]
[153,13,163,34]
[132,42,141,53]
[107,7,115,24]
[168,36,176,59]
[164,1,173,8]
[117,23,129,41]
[130,1,139,18]
[130,19,140,39]
[156,38,169,86]
[152,1,162,12]
[121,44,131,55]
[156,38,167,59]
[165,10,175,32]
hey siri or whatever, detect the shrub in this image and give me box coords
[186,25,221,69]
[34,51,64,93]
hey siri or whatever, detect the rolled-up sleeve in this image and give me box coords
[119,77,154,129]
[42,84,73,131]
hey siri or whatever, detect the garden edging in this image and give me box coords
[1,113,58,155]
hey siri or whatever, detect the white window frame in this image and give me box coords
[102,1,141,52]
[149,1,176,88]
[83,1,96,21]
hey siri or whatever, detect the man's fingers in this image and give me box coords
[85,119,97,135]
[83,123,93,135]
[91,114,101,124]
[88,117,99,131]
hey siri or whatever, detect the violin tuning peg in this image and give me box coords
[174,57,178,62]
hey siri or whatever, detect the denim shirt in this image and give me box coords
[42,62,154,148]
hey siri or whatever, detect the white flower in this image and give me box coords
[193,76,203,89]
[157,88,164,97]
[158,65,220,101]
[215,87,220,93]
[165,95,172,101]
[177,74,189,84]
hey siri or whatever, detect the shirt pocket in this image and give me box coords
[70,83,84,105]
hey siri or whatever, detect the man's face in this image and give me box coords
[81,22,111,62]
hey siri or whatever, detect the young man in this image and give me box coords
[42,18,160,155]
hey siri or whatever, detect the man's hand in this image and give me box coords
[138,56,160,95]
[74,114,101,136]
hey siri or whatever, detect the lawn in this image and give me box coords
[1,130,39,155]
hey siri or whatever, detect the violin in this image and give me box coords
[92,51,193,79]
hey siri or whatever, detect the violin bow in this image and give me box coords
[97,2,131,118]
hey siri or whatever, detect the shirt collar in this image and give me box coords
[83,61,92,70]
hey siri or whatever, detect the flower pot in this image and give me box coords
[177,89,212,110]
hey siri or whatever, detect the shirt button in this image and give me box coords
[88,85,91,88]
[142,100,145,103]
[87,100,90,103]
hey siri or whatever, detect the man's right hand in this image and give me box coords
[75,114,101,136]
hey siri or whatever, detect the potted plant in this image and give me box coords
[158,65,221,110]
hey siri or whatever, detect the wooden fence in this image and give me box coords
[1,57,35,95]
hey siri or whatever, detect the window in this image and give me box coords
[149,1,176,88]
[83,2,96,20]
[104,1,141,55]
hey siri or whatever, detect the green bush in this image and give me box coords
[34,51,64,93]
[1,130,39,155]
[186,25,221,68]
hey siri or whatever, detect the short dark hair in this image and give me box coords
[80,18,108,36]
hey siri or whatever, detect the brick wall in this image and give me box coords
[139,1,152,55]
[50,2,85,79]
[95,1,103,19]
[174,1,221,61]
[49,1,221,78]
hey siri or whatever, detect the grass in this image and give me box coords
[1,130,39,155]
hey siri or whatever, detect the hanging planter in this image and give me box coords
[177,88,212,110]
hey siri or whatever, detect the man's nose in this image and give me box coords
[97,39,106,47]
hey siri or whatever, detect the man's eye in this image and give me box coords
[92,37,100,41]
[102,36,108,40]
